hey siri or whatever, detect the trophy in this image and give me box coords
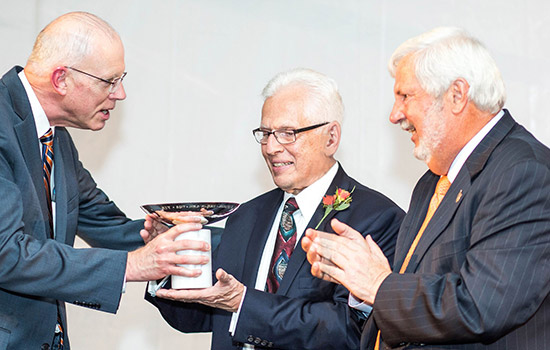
[141,202,239,292]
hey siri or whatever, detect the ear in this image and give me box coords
[324,121,341,157]
[447,78,470,114]
[50,67,68,96]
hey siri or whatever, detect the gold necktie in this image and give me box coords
[375,175,451,350]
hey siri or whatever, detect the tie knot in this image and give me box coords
[40,129,53,146]
[284,197,299,214]
[435,176,451,198]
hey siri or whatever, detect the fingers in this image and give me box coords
[173,237,210,252]
[311,261,341,284]
[301,234,313,253]
[366,235,387,260]
[155,287,209,302]
[331,218,364,241]
[164,223,204,240]
[173,215,208,225]
[140,229,152,244]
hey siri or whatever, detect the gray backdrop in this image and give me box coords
[1,1,549,349]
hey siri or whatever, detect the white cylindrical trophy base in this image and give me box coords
[171,228,212,289]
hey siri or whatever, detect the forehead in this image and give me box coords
[261,85,310,128]
[393,54,421,92]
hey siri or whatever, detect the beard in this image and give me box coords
[400,99,446,164]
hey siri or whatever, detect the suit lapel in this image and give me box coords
[393,171,437,270]
[241,190,284,286]
[6,67,52,239]
[277,165,352,294]
[402,110,516,272]
[52,130,68,243]
[404,172,471,271]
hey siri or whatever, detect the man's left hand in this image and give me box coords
[301,218,392,305]
[155,268,245,313]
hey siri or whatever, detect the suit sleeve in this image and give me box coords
[0,131,142,314]
[64,131,144,252]
[232,202,404,350]
[373,160,550,346]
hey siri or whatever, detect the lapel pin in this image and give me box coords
[456,190,463,203]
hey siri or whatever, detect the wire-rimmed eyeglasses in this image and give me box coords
[252,122,329,145]
[65,66,127,94]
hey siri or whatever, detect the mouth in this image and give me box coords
[100,109,110,120]
[272,161,293,168]
[270,161,294,174]
[400,120,416,134]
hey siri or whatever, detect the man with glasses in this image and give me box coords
[146,68,404,349]
[0,12,205,350]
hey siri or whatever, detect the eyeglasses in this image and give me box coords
[252,122,329,145]
[65,66,127,94]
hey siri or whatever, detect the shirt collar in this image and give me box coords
[283,162,339,220]
[18,69,54,139]
[447,110,504,182]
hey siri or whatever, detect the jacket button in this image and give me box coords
[247,335,254,343]
[260,340,268,346]
[254,337,261,344]
[41,344,50,350]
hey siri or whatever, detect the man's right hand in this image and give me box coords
[127,222,210,282]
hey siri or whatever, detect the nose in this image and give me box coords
[389,102,405,125]
[109,82,126,100]
[264,133,283,155]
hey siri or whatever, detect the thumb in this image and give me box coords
[216,268,231,283]
[330,218,363,241]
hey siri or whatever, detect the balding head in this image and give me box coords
[26,12,121,76]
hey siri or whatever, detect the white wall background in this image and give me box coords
[1,1,549,349]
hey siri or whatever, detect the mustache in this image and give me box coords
[399,119,415,132]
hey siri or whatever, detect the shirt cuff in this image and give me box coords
[229,285,247,336]
[348,293,372,318]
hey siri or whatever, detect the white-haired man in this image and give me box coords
[146,68,404,349]
[0,12,205,350]
[303,27,550,349]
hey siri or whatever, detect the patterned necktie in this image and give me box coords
[375,176,451,350]
[266,197,299,294]
[40,128,64,348]
[40,128,54,236]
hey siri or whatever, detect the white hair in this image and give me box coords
[389,27,506,113]
[26,12,120,76]
[262,68,344,124]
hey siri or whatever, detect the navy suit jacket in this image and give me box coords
[147,165,404,349]
[0,67,144,349]
[364,111,550,349]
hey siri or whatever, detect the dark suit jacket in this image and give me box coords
[0,66,144,349]
[147,165,404,349]
[364,110,550,349]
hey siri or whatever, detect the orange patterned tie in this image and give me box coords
[374,176,451,350]
[40,129,54,236]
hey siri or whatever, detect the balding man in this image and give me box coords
[0,11,204,350]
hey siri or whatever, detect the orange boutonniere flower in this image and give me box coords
[315,186,355,229]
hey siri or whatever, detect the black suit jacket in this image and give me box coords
[147,165,404,349]
[364,111,550,349]
[0,67,144,349]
